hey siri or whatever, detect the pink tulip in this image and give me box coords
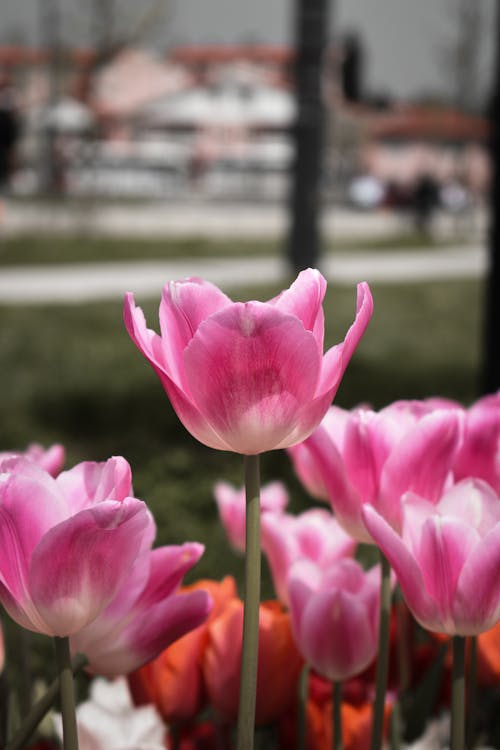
[214,480,289,552]
[288,558,380,682]
[0,456,153,637]
[0,443,65,477]
[71,543,212,676]
[453,392,500,492]
[124,271,373,454]
[261,508,356,604]
[290,400,463,543]
[363,479,500,636]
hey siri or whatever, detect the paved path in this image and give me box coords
[0,244,486,305]
[2,199,487,240]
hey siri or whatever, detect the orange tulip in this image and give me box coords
[306,673,391,750]
[128,576,237,724]
[476,620,500,686]
[203,599,303,726]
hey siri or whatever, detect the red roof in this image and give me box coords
[367,105,489,143]
[168,45,294,66]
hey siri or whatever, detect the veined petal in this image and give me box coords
[29,498,150,636]
[159,278,232,388]
[417,516,478,631]
[343,411,379,504]
[378,410,462,530]
[270,269,327,351]
[316,282,373,398]
[183,303,321,454]
[437,479,500,534]
[124,293,166,375]
[0,463,68,603]
[300,589,377,681]
[362,505,439,630]
[81,588,212,677]
[455,523,500,634]
[56,457,133,513]
[135,543,205,607]
[288,559,323,638]
[301,427,367,542]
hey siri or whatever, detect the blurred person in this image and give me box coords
[412,173,440,236]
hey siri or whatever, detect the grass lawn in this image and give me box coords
[0,231,457,266]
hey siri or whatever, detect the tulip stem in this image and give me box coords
[54,637,79,750]
[467,636,477,750]
[333,681,343,750]
[370,553,391,750]
[297,663,309,750]
[6,653,87,750]
[236,454,261,750]
[451,635,466,750]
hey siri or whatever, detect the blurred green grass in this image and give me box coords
[0,232,455,266]
[0,275,483,594]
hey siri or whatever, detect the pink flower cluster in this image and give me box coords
[0,449,212,675]
[289,394,500,637]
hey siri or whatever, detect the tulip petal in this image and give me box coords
[82,589,212,677]
[417,516,478,631]
[159,278,232,387]
[301,426,366,542]
[270,269,327,350]
[124,293,234,451]
[316,282,373,398]
[455,523,500,634]
[0,463,68,604]
[288,559,323,636]
[29,498,150,636]
[300,588,377,681]
[56,457,133,513]
[135,544,205,607]
[362,505,439,630]
[342,411,379,505]
[378,410,462,530]
[183,303,321,454]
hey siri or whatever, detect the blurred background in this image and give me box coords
[0,0,497,580]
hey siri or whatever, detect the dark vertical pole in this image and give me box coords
[287,0,331,274]
[482,0,500,394]
[39,0,61,193]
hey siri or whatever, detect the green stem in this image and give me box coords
[236,454,261,750]
[6,653,87,750]
[451,635,466,750]
[467,636,477,750]
[297,663,309,750]
[333,681,343,750]
[370,553,392,750]
[54,637,79,750]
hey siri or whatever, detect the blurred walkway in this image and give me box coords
[1,199,487,240]
[0,244,485,305]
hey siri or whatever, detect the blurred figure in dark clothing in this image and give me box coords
[413,173,440,236]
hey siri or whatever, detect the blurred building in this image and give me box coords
[0,42,491,204]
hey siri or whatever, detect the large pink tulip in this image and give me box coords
[289,400,463,543]
[124,271,372,454]
[0,456,153,637]
[0,443,65,477]
[71,543,212,676]
[214,480,289,553]
[261,508,356,604]
[363,479,500,636]
[288,558,380,682]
